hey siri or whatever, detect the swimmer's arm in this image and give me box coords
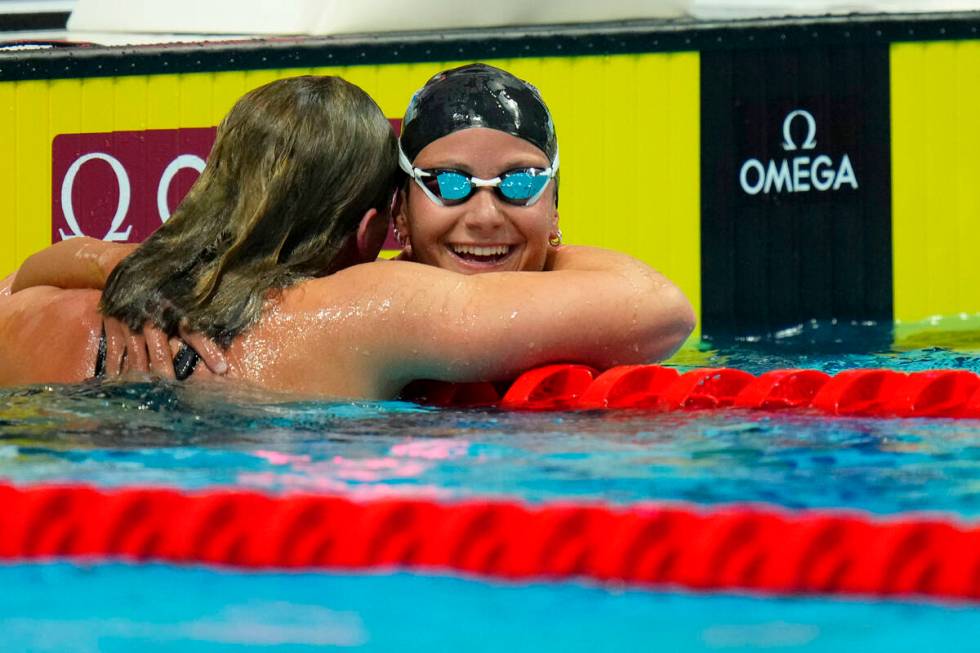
[10,238,136,293]
[547,244,660,273]
[365,253,695,386]
[0,272,14,297]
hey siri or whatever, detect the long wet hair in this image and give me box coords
[100,76,399,346]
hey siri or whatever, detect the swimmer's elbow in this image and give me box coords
[638,285,696,362]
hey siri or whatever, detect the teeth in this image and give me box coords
[451,244,511,257]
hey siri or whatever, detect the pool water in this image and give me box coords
[1,319,978,651]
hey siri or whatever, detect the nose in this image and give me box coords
[462,188,506,233]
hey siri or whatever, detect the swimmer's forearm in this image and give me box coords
[468,265,695,371]
[11,238,137,293]
[546,245,696,356]
[378,256,696,383]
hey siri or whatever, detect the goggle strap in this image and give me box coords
[399,143,447,206]
[397,145,417,177]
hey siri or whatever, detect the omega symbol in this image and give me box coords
[739,107,857,196]
[59,152,132,241]
[781,109,818,152]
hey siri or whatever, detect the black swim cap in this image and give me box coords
[400,63,558,164]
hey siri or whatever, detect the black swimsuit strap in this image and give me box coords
[93,326,107,379]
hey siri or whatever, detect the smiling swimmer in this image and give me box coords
[394,64,564,274]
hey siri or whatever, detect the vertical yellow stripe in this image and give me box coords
[178,72,216,127]
[146,74,180,129]
[114,75,149,130]
[209,71,247,124]
[665,52,701,330]
[0,83,17,274]
[952,42,980,315]
[14,81,50,268]
[891,41,980,321]
[47,78,82,249]
[80,76,115,133]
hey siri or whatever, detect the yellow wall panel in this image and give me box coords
[177,73,218,127]
[145,74,180,128]
[891,40,980,322]
[665,53,700,309]
[13,81,50,268]
[207,71,247,124]
[0,83,15,275]
[80,76,116,133]
[113,75,149,130]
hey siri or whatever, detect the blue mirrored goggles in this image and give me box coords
[399,147,558,207]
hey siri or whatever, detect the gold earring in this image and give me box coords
[548,229,563,247]
[393,227,412,257]
[393,226,408,247]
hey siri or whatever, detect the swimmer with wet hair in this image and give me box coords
[2,71,694,397]
[393,63,562,275]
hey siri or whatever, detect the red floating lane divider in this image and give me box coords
[734,369,831,409]
[500,364,596,410]
[964,385,980,419]
[659,368,756,409]
[884,370,980,418]
[435,364,980,419]
[1,483,979,603]
[811,369,909,416]
[577,365,679,409]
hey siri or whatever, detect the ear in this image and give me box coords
[392,188,409,247]
[355,207,387,262]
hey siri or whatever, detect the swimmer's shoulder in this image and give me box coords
[0,287,102,385]
[281,260,451,309]
[228,262,439,397]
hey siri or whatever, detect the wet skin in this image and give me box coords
[395,128,559,275]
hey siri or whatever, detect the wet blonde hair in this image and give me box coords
[101,75,399,345]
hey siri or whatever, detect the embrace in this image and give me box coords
[0,64,694,398]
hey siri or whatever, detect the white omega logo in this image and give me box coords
[57,150,206,241]
[59,152,133,241]
[739,108,858,196]
[781,109,817,151]
[157,154,206,222]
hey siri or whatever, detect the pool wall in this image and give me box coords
[1,12,978,334]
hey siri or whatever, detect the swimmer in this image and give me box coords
[2,75,694,396]
[393,63,563,275]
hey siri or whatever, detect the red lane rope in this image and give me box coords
[403,365,980,417]
[2,483,979,602]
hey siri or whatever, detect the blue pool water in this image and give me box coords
[5,564,980,652]
[1,319,979,651]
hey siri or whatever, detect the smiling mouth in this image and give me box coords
[448,244,515,265]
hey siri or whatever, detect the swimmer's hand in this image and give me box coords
[100,317,228,379]
[101,317,151,377]
[177,320,228,376]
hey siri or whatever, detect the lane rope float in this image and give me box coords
[403,365,980,417]
[1,483,978,602]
